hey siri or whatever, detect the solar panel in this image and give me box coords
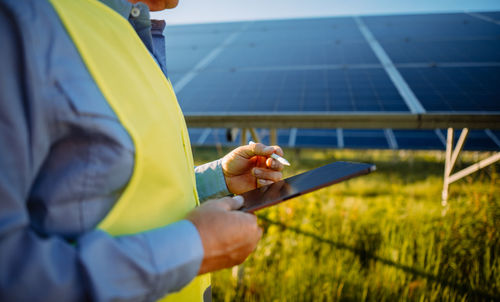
[166,47,214,73]
[188,128,291,147]
[200,18,379,69]
[362,13,500,41]
[239,18,366,43]
[168,72,184,84]
[188,128,236,147]
[165,36,232,73]
[398,66,500,112]
[165,22,245,35]
[165,31,233,49]
[177,68,407,112]
[168,12,500,151]
[361,13,500,67]
[441,129,500,151]
[203,41,379,69]
[477,12,500,22]
[292,129,437,150]
[393,129,500,151]
[165,23,244,73]
[294,129,338,147]
[188,128,500,151]
[343,129,390,149]
[393,130,445,150]
[380,40,500,64]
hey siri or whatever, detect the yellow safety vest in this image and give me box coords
[49,0,210,301]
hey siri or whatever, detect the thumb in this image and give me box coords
[218,195,245,211]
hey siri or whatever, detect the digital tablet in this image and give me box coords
[239,161,376,213]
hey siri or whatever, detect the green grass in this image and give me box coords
[193,148,500,301]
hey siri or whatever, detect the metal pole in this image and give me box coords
[442,128,454,206]
[447,128,469,176]
[270,128,277,146]
[448,152,500,184]
[441,128,499,206]
[249,128,261,143]
[240,128,247,145]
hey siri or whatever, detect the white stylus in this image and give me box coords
[249,141,290,166]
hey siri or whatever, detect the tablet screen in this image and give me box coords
[239,161,376,212]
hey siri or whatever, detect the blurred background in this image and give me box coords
[153,1,500,301]
[152,0,500,24]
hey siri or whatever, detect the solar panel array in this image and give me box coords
[187,128,500,151]
[164,11,500,151]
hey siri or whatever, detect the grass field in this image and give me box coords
[193,147,500,301]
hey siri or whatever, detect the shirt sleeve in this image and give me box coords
[0,4,202,301]
[78,220,203,301]
[195,159,231,202]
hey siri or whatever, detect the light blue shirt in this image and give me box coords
[0,0,229,300]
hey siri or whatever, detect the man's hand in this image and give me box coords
[221,143,285,194]
[186,196,262,275]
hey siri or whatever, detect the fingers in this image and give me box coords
[253,167,282,182]
[225,214,262,266]
[266,157,283,171]
[250,143,274,157]
[257,179,274,186]
[271,145,284,157]
[248,141,284,157]
[188,197,263,275]
[252,226,264,251]
[240,214,262,245]
[240,143,283,159]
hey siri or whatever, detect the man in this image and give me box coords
[0,0,284,300]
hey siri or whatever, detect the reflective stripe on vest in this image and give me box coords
[49,0,210,300]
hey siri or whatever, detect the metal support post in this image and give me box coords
[442,128,454,206]
[249,128,261,143]
[442,127,500,206]
[448,152,500,184]
[240,128,247,146]
[270,128,277,146]
[447,128,469,176]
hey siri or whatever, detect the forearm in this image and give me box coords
[195,159,230,202]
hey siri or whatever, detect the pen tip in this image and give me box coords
[271,153,290,166]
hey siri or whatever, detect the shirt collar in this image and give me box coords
[99,0,155,51]
[98,0,168,76]
[99,0,134,19]
[151,19,166,34]
[98,0,165,38]
[99,0,153,31]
